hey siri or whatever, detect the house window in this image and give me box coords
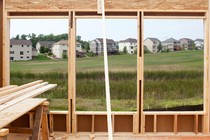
[22,45,24,47]
[27,45,29,47]
[27,56,30,59]
[131,47,133,49]
[20,51,24,55]
[10,45,12,48]
[10,51,14,54]
[27,51,29,53]
[20,56,23,59]
[10,57,14,61]
[131,51,133,54]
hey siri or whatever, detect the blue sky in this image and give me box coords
[10,19,204,41]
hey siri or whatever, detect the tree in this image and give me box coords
[62,53,68,59]
[21,34,27,40]
[44,47,50,53]
[40,46,45,54]
[123,46,127,54]
[76,36,82,42]
[157,44,162,52]
[15,35,20,40]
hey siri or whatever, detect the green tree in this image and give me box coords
[44,47,50,53]
[15,35,20,40]
[157,44,163,52]
[123,46,127,54]
[21,34,27,40]
[40,46,45,54]
[62,53,68,59]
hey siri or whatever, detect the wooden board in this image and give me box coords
[5,0,208,11]
[0,98,46,129]
[0,0,3,87]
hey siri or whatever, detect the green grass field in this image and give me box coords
[11,50,204,73]
[10,50,204,111]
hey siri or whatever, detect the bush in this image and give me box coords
[62,53,68,59]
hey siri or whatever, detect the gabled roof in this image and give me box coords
[95,38,115,44]
[162,38,179,43]
[180,38,193,42]
[37,41,55,47]
[145,37,161,43]
[54,40,81,45]
[10,39,32,45]
[194,38,204,42]
[119,38,137,43]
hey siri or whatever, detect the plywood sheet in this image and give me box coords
[0,98,46,129]
[5,0,208,11]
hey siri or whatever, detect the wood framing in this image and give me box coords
[2,0,210,138]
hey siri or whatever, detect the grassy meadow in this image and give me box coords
[10,50,204,111]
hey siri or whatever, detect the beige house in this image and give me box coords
[162,38,180,51]
[10,39,32,61]
[89,38,118,55]
[180,38,194,50]
[52,40,82,58]
[144,38,161,53]
[119,38,137,54]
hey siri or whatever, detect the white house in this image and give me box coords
[194,39,204,50]
[119,38,137,54]
[144,38,161,53]
[36,41,55,54]
[89,38,118,55]
[10,39,32,61]
[52,40,82,58]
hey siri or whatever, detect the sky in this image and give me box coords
[10,19,204,42]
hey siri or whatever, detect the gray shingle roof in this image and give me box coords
[38,41,55,47]
[162,38,179,43]
[180,38,193,41]
[194,38,204,42]
[119,38,137,43]
[10,39,32,45]
[54,40,81,45]
[146,37,161,43]
[96,38,115,44]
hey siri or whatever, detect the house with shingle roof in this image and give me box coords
[10,39,32,61]
[119,38,137,54]
[194,38,204,50]
[180,38,194,50]
[89,38,118,55]
[144,37,161,53]
[162,38,180,51]
[52,40,82,58]
[36,41,55,54]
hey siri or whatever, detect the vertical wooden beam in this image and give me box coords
[49,114,54,136]
[2,5,10,86]
[174,115,178,134]
[0,0,3,87]
[153,115,157,133]
[41,102,49,140]
[29,113,34,129]
[68,11,76,134]
[31,106,43,140]
[194,114,198,134]
[204,7,210,133]
[137,11,144,134]
[0,129,9,140]
[91,115,95,133]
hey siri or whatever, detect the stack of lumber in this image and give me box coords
[0,80,57,112]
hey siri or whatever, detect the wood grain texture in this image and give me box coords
[0,0,3,87]
[0,98,46,129]
[5,0,208,11]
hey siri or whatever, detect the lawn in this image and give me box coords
[10,50,204,111]
[11,50,204,73]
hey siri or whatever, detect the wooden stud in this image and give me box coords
[29,113,34,129]
[154,115,157,133]
[41,103,49,140]
[0,129,9,140]
[194,114,199,134]
[91,115,95,133]
[0,85,17,92]
[174,115,178,134]
[112,115,115,133]
[0,0,3,88]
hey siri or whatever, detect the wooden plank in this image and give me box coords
[76,111,136,115]
[194,115,199,134]
[0,80,43,97]
[144,111,204,115]
[0,0,3,87]
[5,0,208,11]
[174,115,178,134]
[0,98,46,129]
[41,104,49,140]
[0,129,9,137]
[29,113,34,129]
[31,105,43,140]
[0,84,57,111]
[0,82,48,104]
[0,85,17,92]
[8,127,32,134]
[49,114,54,135]
[154,115,157,133]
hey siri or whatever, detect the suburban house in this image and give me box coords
[10,39,32,61]
[119,38,137,54]
[52,40,83,58]
[194,39,204,50]
[36,41,55,54]
[180,38,194,50]
[32,48,38,57]
[162,38,180,51]
[144,37,161,53]
[89,38,118,55]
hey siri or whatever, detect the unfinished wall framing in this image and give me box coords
[1,0,210,137]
